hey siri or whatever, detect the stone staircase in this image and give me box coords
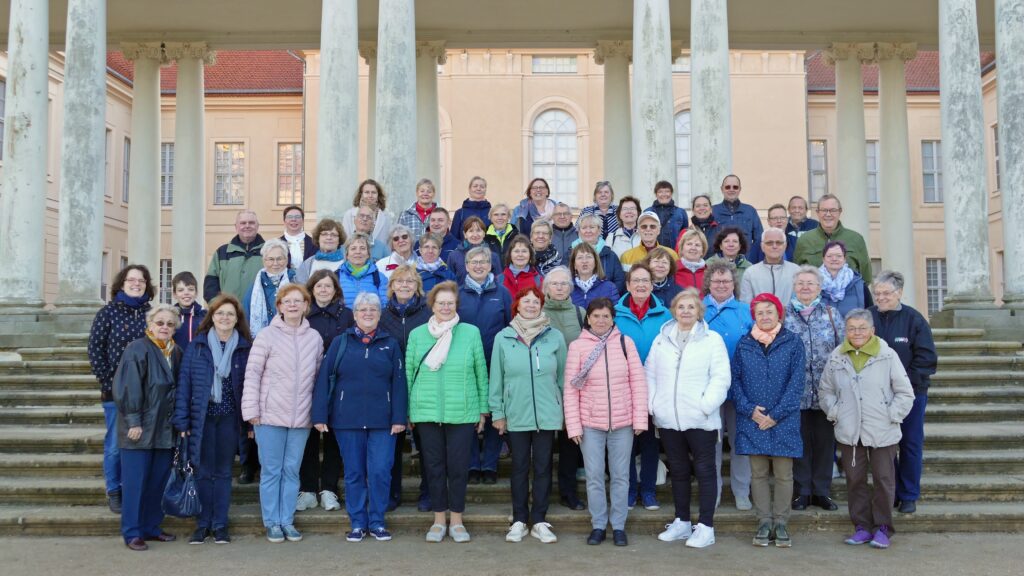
[0,329,1022,536]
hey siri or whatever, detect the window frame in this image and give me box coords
[808,139,829,201]
[674,110,692,204]
[866,140,880,203]
[121,137,131,204]
[925,257,948,316]
[276,142,303,206]
[921,140,943,203]
[531,55,578,75]
[213,141,247,206]
[158,259,173,304]
[530,109,579,207]
[160,142,174,207]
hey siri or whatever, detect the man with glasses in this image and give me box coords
[550,203,580,266]
[711,174,763,260]
[794,194,872,283]
[740,227,801,304]
[748,204,797,263]
[280,205,316,270]
[355,205,391,261]
[204,209,267,301]
[621,211,679,269]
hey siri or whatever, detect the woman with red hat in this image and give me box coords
[729,292,806,549]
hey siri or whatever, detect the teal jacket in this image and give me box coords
[613,294,672,363]
[406,322,488,424]
[488,325,567,432]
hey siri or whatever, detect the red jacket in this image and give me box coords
[501,267,543,297]
[675,263,707,295]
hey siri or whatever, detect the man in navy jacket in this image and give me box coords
[712,174,763,261]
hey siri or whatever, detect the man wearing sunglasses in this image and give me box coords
[711,175,763,262]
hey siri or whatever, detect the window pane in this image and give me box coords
[160,143,174,206]
[532,109,579,207]
[214,143,245,205]
[532,56,577,74]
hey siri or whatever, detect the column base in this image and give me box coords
[929,306,1024,342]
[0,300,46,316]
[52,298,104,316]
[1001,293,1024,311]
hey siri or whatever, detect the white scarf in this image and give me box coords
[424,314,460,371]
[249,269,291,337]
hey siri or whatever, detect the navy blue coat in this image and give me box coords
[652,280,683,310]
[88,298,151,399]
[307,300,355,352]
[648,201,689,250]
[571,278,619,309]
[173,302,207,351]
[446,244,503,282]
[450,199,492,242]
[691,217,721,258]
[311,328,408,430]
[416,233,461,263]
[457,280,513,367]
[172,335,251,459]
[729,328,806,458]
[870,304,937,395]
[598,245,627,294]
[820,274,873,318]
[712,201,764,259]
[379,296,432,354]
[418,264,457,294]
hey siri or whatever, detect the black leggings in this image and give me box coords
[299,429,341,495]
[660,428,719,527]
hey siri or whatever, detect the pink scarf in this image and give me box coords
[751,323,782,345]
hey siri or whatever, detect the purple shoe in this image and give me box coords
[869,525,892,549]
[844,526,872,545]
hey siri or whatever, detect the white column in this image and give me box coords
[360,42,377,178]
[825,42,873,237]
[876,43,919,308]
[0,0,48,311]
[317,0,359,221]
[631,0,676,206]
[374,0,417,212]
[996,0,1024,308]
[594,41,633,194]
[690,0,732,203]
[55,0,107,312]
[939,0,994,307]
[416,41,445,191]
[166,43,214,282]
[122,44,163,275]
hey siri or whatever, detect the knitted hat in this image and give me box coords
[750,292,784,320]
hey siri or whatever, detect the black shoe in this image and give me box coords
[612,529,628,546]
[416,494,431,512]
[812,495,839,511]
[560,495,586,511]
[213,527,231,544]
[792,495,810,510]
[587,529,606,545]
[238,471,255,485]
[893,498,901,509]
[386,498,400,512]
[107,490,122,514]
[468,470,481,485]
[898,500,917,514]
[482,470,497,485]
[189,528,208,545]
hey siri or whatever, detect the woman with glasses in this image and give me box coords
[446,216,503,282]
[643,247,682,307]
[819,240,873,318]
[243,240,295,338]
[415,233,457,293]
[606,196,643,258]
[376,224,416,279]
[294,219,346,284]
[342,178,394,245]
[577,181,620,237]
[513,177,557,236]
[242,284,324,544]
[337,233,389,308]
[530,220,562,276]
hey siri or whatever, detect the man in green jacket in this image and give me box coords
[794,194,872,284]
[203,209,267,301]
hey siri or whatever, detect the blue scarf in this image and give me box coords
[465,273,495,294]
[416,255,444,272]
[314,249,344,262]
[115,291,151,309]
[207,329,239,404]
[571,237,606,253]
[820,264,855,302]
[791,295,821,315]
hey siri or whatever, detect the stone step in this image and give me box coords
[936,356,1024,372]
[0,360,93,376]
[0,454,106,478]
[923,450,1024,474]
[15,347,88,361]
[0,406,104,425]
[930,371,1023,387]
[55,333,90,347]
[0,390,99,407]
[1,501,1022,537]
[924,404,1023,423]
[931,328,987,341]
[0,374,98,391]
[922,422,1024,450]
[0,426,105,454]
[926,386,1024,405]
[935,341,1023,356]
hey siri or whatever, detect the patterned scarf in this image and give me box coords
[680,258,706,273]
[465,273,495,295]
[416,255,444,272]
[249,268,291,338]
[574,275,598,294]
[570,328,612,389]
[146,329,176,368]
[820,264,855,302]
[791,295,822,319]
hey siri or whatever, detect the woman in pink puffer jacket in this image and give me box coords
[563,298,647,547]
[241,285,323,543]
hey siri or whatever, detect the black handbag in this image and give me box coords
[162,435,202,518]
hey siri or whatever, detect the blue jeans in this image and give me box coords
[628,421,658,498]
[197,414,238,530]
[120,448,172,542]
[254,425,310,528]
[895,392,928,502]
[102,401,121,494]
[469,415,501,472]
[336,429,397,530]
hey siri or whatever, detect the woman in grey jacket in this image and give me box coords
[819,308,914,550]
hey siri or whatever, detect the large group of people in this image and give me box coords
[89,174,937,552]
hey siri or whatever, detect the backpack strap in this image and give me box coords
[371,271,382,289]
[620,333,628,359]
[575,306,584,329]
[326,335,349,402]
[826,306,840,346]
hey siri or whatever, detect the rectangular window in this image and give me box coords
[808,140,828,201]
[104,129,112,198]
[277,142,303,205]
[122,137,131,203]
[101,252,110,301]
[120,256,129,271]
[159,259,173,304]
[214,142,246,205]
[926,258,948,316]
[922,140,943,203]
[532,56,577,74]
[160,143,174,206]
[0,78,5,161]
[993,124,1001,192]
[866,140,879,203]
[671,55,691,73]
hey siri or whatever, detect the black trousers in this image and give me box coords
[508,430,555,524]
[557,430,582,499]
[793,409,835,498]
[390,427,429,503]
[299,428,342,495]
[239,436,260,476]
[660,428,718,527]
[417,422,475,513]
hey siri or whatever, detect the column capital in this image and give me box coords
[359,41,377,64]
[873,42,918,62]
[120,42,169,64]
[823,42,876,65]
[593,40,632,65]
[163,41,217,65]
[416,41,447,65]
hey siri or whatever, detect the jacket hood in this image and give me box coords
[228,234,265,253]
[544,297,576,311]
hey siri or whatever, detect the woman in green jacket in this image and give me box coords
[405,281,488,544]
[490,286,568,544]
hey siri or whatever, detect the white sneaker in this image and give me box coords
[505,521,529,542]
[530,522,557,543]
[320,490,341,511]
[296,491,318,511]
[685,523,716,548]
[657,518,692,542]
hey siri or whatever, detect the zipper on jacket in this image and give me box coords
[673,342,683,430]
[604,347,613,431]
[529,343,540,431]
[291,330,301,426]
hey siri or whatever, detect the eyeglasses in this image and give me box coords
[355,308,379,314]
[723,185,740,190]
[629,278,652,285]
[356,214,375,221]
[468,259,490,266]
[392,278,417,285]
[763,241,785,247]
[284,215,303,221]
[392,234,409,241]
[320,231,340,238]
[434,301,457,308]
[873,289,899,298]
[710,279,734,285]
[847,326,873,333]
[639,224,659,230]
[213,310,237,318]
[124,278,147,285]
[818,208,841,215]
[280,299,306,306]
[152,320,174,327]
[530,185,548,191]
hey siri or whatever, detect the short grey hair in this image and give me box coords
[352,292,382,312]
[578,213,603,230]
[465,245,493,269]
[261,239,289,258]
[844,308,874,327]
[762,227,786,241]
[873,269,905,292]
[146,303,181,329]
[542,266,572,297]
[530,219,553,236]
[793,265,823,288]
[388,224,413,251]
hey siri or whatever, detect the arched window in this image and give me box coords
[532,109,578,206]
[675,111,691,203]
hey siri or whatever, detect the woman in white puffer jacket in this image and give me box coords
[644,288,730,548]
